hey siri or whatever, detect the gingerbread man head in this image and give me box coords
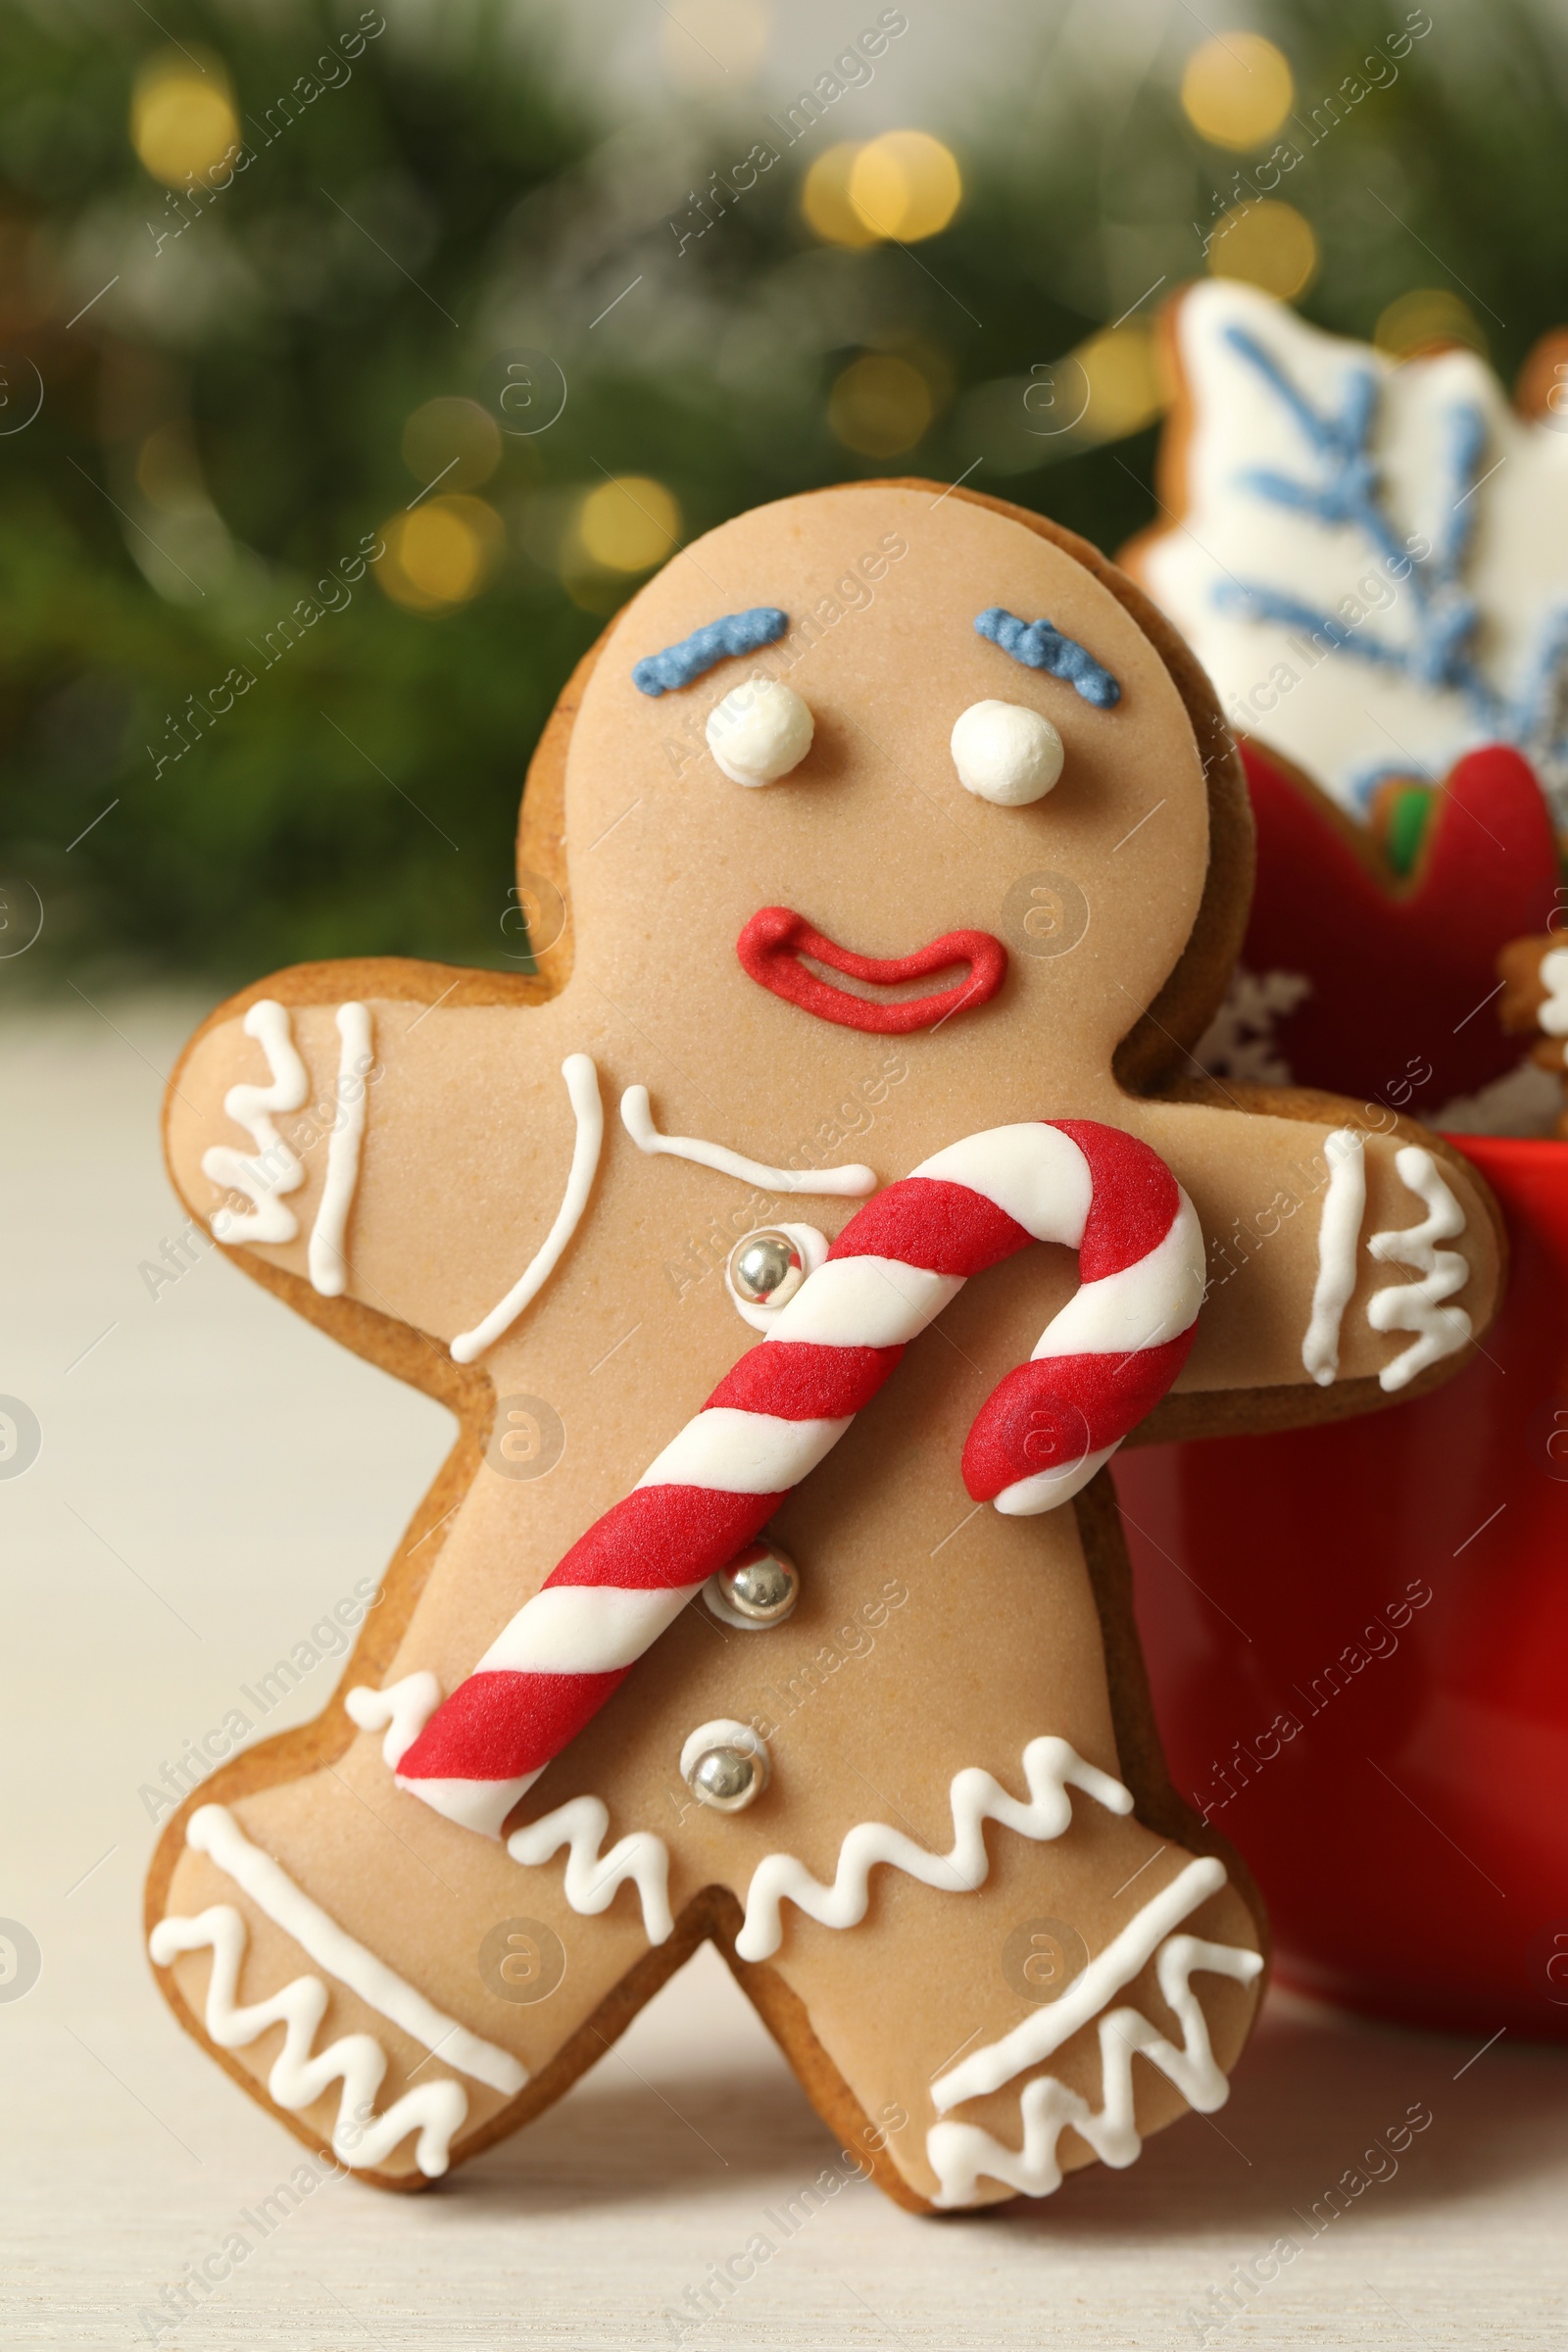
[149,483,1502,2213]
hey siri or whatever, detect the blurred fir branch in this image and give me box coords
[0,0,1565,983]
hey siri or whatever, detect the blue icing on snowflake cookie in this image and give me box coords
[1210,318,1568,766]
[974,609,1121,708]
[631,608,788,696]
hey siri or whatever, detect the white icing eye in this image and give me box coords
[707,677,814,786]
[951,699,1064,807]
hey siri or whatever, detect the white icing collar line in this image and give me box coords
[620,1085,876,1197]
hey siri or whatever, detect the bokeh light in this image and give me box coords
[1207,199,1319,298]
[402,397,503,493]
[804,131,961,247]
[376,496,505,612]
[1181,33,1294,150]
[802,143,881,248]
[1072,325,1166,444]
[848,131,961,241]
[828,353,933,456]
[577,476,680,572]
[130,50,240,187]
[1374,288,1489,362]
[659,0,768,94]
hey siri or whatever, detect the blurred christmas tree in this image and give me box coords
[1,0,1564,983]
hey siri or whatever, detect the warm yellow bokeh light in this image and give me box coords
[577,477,681,572]
[1072,325,1166,444]
[1207,199,1319,299]
[802,144,881,248]
[828,354,933,457]
[376,497,505,612]
[1181,33,1294,150]
[130,50,240,187]
[659,0,768,94]
[803,132,961,248]
[402,397,502,493]
[848,131,961,242]
[1374,288,1489,362]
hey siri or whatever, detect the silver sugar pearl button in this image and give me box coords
[692,1747,760,1810]
[680,1716,771,1813]
[725,1223,828,1332]
[728,1229,805,1309]
[706,1542,800,1630]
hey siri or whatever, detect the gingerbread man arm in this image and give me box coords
[1127,1084,1504,1440]
[162,958,597,1365]
[1498,931,1565,1048]
[1497,933,1568,1136]
[161,652,582,1366]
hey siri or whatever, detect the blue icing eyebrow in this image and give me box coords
[974,608,1121,708]
[631,607,788,696]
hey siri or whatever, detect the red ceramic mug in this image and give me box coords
[1114,1133,1568,2039]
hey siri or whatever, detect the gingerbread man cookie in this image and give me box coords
[148,483,1503,2212]
[1124,278,1568,815]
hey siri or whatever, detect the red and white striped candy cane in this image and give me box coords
[395,1120,1204,1835]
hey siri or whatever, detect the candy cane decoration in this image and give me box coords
[395,1120,1204,1836]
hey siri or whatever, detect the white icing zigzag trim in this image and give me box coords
[1539,945,1568,1043]
[150,1904,469,2178]
[349,1676,674,1945]
[620,1084,877,1197]
[346,1672,441,1769]
[353,1676,528,1842]
[734,1738,1134,1962]
[202,1000,309,1244]
[1366,1145,1472,1392]
[177,1803,525,2096]
[508,1797,673,1945]
[926,1930,1263,2208]
[935,1853,1225,2108]
[451,1054,604,1364]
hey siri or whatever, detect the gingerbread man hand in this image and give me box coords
[150,485,1502,2213]
[1499,931,1568,1135]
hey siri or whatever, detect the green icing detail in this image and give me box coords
[1384,786,1433,880]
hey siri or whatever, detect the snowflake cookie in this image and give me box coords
[1125,278,1568,816]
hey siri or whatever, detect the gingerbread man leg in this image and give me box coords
[148,484,1502,2209]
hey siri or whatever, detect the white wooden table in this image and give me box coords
[4,1001,1564,2349]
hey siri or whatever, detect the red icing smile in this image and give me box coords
[736,906,1007,1035]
